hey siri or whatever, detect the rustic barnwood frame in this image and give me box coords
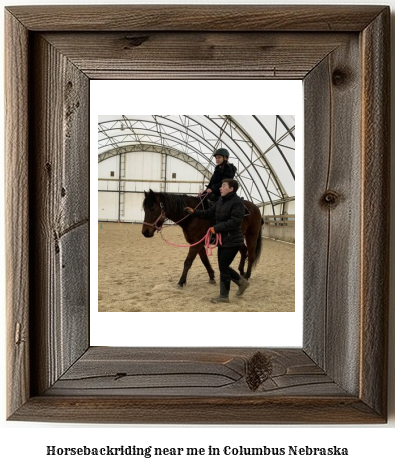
[5,5,389,423]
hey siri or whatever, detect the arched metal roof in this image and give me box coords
[98,115,295,213]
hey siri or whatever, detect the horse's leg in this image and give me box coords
[238,244,248,277]
[178,245,201,287]
[244,235,257,279]
[198,245,216,284]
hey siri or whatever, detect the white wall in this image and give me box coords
[98,150,206,221]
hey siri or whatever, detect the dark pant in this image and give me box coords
[206,191,218,207]
[207,191,218,201]
[217,246,241,289]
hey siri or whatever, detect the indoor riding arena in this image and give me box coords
[98,115,295,313]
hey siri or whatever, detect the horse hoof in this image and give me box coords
[209,279,216,284]
[177,283,184,289]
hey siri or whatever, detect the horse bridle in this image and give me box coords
[143,202,167,231]
[143,193,208,231]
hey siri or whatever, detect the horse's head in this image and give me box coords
[142,189,165,237]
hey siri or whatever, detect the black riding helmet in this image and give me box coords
[213,148,230,159]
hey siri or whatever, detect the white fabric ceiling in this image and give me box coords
[98,115,295,212]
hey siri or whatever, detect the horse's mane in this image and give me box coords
[143,191,198,216]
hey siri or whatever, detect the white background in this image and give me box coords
[91,80,303,347]
[1,0,394,469]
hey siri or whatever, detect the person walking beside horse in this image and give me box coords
[184,178,250,303]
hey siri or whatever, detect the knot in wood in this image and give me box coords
[321,190,340,208]
[246,351,273,391]
[123,35,150,49]
[332,68,348,87]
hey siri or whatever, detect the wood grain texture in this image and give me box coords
[9,347,381,424]
[5,5,386,32]
[304,35,362,395]
[41,32,351,80]
[46,347,344,397]
[303,56,332,369]
[5,10,30,418]
[29,34,90,395]
[5,5,389,424]
[10,396,383,425]
[360,9,390,418]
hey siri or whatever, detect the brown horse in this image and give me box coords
[142,189,263,287]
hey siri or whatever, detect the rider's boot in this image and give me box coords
[211,274,230,303]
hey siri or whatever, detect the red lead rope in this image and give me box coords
[159,227,222,256]
[144,193,221,255]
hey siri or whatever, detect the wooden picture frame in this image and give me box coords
[5,5,389,424]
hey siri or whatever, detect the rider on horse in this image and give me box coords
[203,148,237,205]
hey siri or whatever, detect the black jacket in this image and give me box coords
[194,191,245,247]
[207,162,237,197]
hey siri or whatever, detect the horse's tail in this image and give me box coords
[252,222,263,267]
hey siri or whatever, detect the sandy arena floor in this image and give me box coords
[98,222,295,312]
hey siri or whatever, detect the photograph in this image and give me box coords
[97,115,295,313]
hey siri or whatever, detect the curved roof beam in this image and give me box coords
[253,115,295,180]
[99,117,216,166]
[228,115,287,202]
[99,143,212,180]
[98,115,295,213]
[156,115,258,202]
[202,115,272,207]
[99,117,256,200]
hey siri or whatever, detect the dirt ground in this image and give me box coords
[98,222,295,312]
